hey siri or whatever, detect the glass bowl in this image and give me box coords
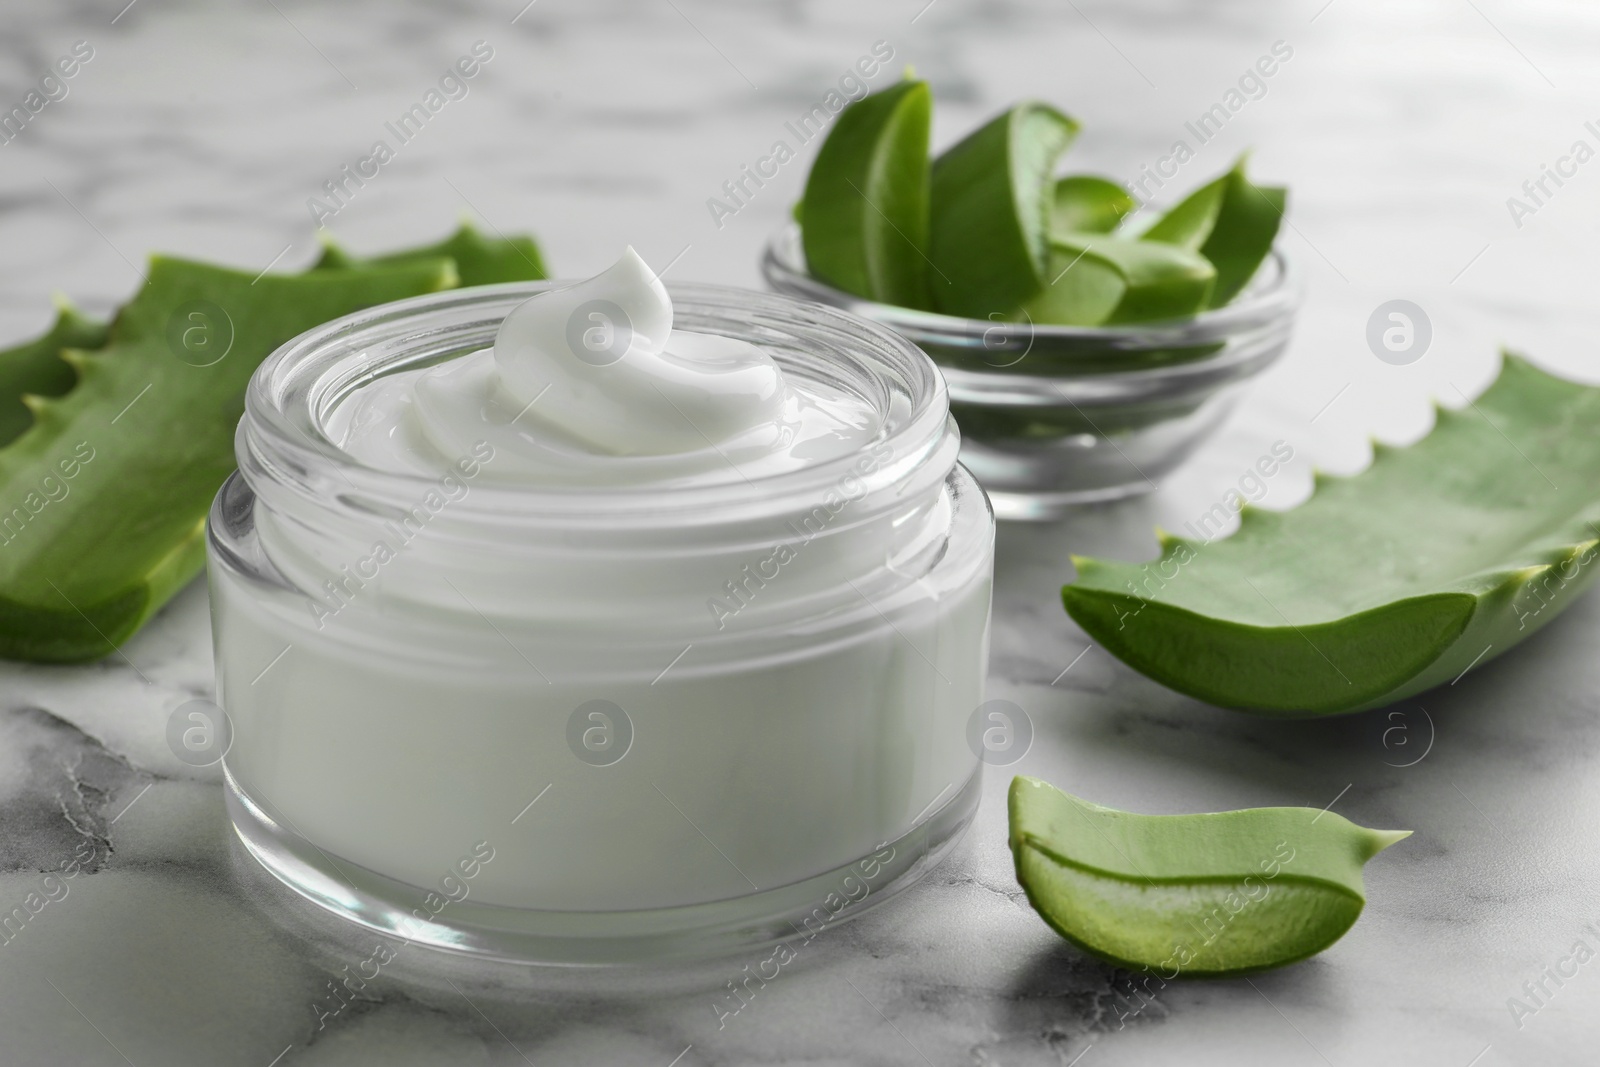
[762,224,1302,520]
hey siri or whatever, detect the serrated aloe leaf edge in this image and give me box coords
[317,222,547,286]
[0,301,110,449]
[0,225,545,663]
[1063,354,1600,716]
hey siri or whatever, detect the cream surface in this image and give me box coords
[331,248,878,487]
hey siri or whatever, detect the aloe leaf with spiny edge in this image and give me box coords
[1062,355,1600,716]
[0,300,109,448]
[315,222,547,285]
[0,225,549,663]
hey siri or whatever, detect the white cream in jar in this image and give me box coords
[209,252,994,962]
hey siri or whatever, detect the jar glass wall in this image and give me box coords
[209,282,994,964]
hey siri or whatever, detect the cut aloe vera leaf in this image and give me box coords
[0,300,109,448]
[0,256,456,662]
[1010,777,1408,977]
[800,80,932,309]
[1051,176,1135,236]
[1019,234,1215,326]
[1142,156,1285,308]
[316,222,546,285]
[1064,355,1600,716]
[929,102,1079,318]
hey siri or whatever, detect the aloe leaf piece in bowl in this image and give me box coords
[1063,355,1600,715]
[800,80,933,309]
[1143,155,1285,308]
[1051,176,1135,236]
[929,102,1078,318]
[1019,233,1216,327]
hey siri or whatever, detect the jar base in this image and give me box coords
[225,764,981,967]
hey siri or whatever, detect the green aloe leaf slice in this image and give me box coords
[1142,156,1285,307]
[1051,176,1135,235]
[0,300,109,448]
[1063,355,1600,715]
[0,225,550,663]
[0,257,458,662]
[929,102,1078,317]
[1019,233,1215,326]
[1010,777,1409,977]
[317,222,547,285]
[800,80,933,309]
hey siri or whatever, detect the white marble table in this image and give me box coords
[2,0,1598,1063]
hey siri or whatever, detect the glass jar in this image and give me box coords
[763,224,1302,520]
[208,281,994,964]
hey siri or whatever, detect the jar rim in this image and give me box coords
[240,280,955,525]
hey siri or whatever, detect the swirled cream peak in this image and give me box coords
[332,249,880,487]
[492,247,785,455]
